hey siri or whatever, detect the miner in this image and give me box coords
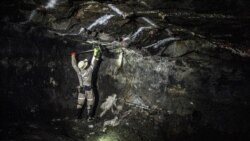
[71,47,101,121]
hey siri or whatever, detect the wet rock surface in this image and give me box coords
[1,0,250,141]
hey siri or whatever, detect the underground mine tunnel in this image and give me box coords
[1,0,250,141]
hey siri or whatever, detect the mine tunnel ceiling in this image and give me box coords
[4,0,248,55]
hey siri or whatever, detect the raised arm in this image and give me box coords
[71,52,80,73]
[71,52,83,86]
[90,47,101,69]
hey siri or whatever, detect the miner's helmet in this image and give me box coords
[78,59,88,69]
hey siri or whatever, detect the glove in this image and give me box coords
[93,47,101,57]
[70,52,76,56]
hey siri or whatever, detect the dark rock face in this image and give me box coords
[1,0,250,141]
[143,0,250,15]
[0,23,75,120]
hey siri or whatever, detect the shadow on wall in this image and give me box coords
[143,0,250,15]
[0,23,82,122]
[192,0,250,14]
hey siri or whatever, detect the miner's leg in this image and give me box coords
[86,90,95,121]
[76,92,86,119]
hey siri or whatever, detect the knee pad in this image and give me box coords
[77,93,86,108]
[87,98,94,106]
[86,90,95,106]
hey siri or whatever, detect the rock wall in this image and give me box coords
[2,22,250,139]
[1,0,250,140]
[98,40,250,136]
